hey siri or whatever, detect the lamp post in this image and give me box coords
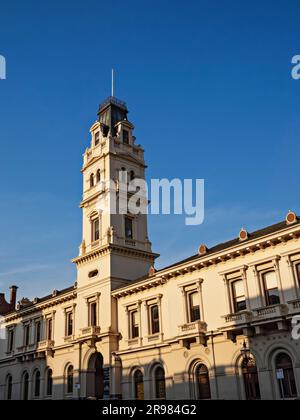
[240,340,251,363]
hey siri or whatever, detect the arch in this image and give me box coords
[86,352,104,400]
[90,173,94,188]
[65,364,74,395]
[232,346,263,400]
[240,355,261,400]
[188,359,211,400]
[133,369,144,400]
[45,367,53,397]
[21,371,29,400]
[129,170,135,181]
[96,169,101,183]
[153,366,166,400]
[264,341,300,368]
[275,352,297,398]
[119,167,127,183]
[5,373,13,400]
[266,345,299,399]
[33,369,41,398]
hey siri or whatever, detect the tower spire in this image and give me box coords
[111,68,114,97]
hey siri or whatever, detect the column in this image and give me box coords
[222,275,231,314]
[196,279,205,321]
[180,288,188,323]
[285,256,299,299]
[273,258,285,303]
[241,266,250,310]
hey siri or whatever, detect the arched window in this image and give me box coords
[46,369,53,396]
[242,357,261,400]
[6,375,12,400]
[22,372,29,400]
[66,365,74,394]
[134,370,144,400]
[154,367,166,399]
[130,170,135,181]
[119,167,127,183]
[96,169,101,183]
[90,173,94,188]
[33,370,40,398]
[275,353,297,398]
[195,364,211,400]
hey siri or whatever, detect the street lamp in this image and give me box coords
[240,340,251,363]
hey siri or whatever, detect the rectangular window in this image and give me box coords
[232,279,246,312]
[8,329,14,352]
[263,271,280,306]
[47,318,53,341]
[150,305,160,334]
[66,312,73,336]
[90,302,97,327]
[92,218,100,242]
[296,263,300,287]
[95,131,100,146]
[189,292,200,322]
[125,217,133,239]
[131,311,139,338]
[35,321,41,343]
[123,129,129,144]
[24,324,30,346]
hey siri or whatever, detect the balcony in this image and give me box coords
[178,321,207,346]
[178,321,207,336]
[35,340,55,357]
[287,299,300,316]
[37,340,55,350]
[80,326,101,337]
[253,304,288,321]
[223,311,253,327]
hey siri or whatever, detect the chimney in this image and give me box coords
[9,285,18,307]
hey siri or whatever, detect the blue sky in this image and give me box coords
[0,0,300,300]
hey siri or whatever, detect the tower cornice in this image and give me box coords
[72,244,159,267]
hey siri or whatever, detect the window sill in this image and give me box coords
[64,335,75,342]
[147,333,163,343]
[127,337,142,347]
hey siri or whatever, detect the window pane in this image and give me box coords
[35,371,40,397]
[155,367,166,399]
[47,319,52,340]
[134,371,144,400]
[232,280,244,297]
[266,289,280,305]
[67,313,73,336]
[123,130,129,144]
[47,370,53,396]
[189,292,200,322]
[92,219,100,241]
[90,303,97,326]
[151,305,160,334]
[125,217,133,239]
[196,365,211,400]
[276,353,297,398]
[264,272,277,289]
[36,322,41,343]
[131,311,139,338]
[67,366,73,394]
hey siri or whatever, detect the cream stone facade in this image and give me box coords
[1,95,300,400]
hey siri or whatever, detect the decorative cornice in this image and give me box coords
[72,244,159,267]
[112,224,300,297]
[4,291,77,322]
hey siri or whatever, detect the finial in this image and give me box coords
[112,68,114,97]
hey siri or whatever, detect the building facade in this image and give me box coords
[1,96,300,400]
